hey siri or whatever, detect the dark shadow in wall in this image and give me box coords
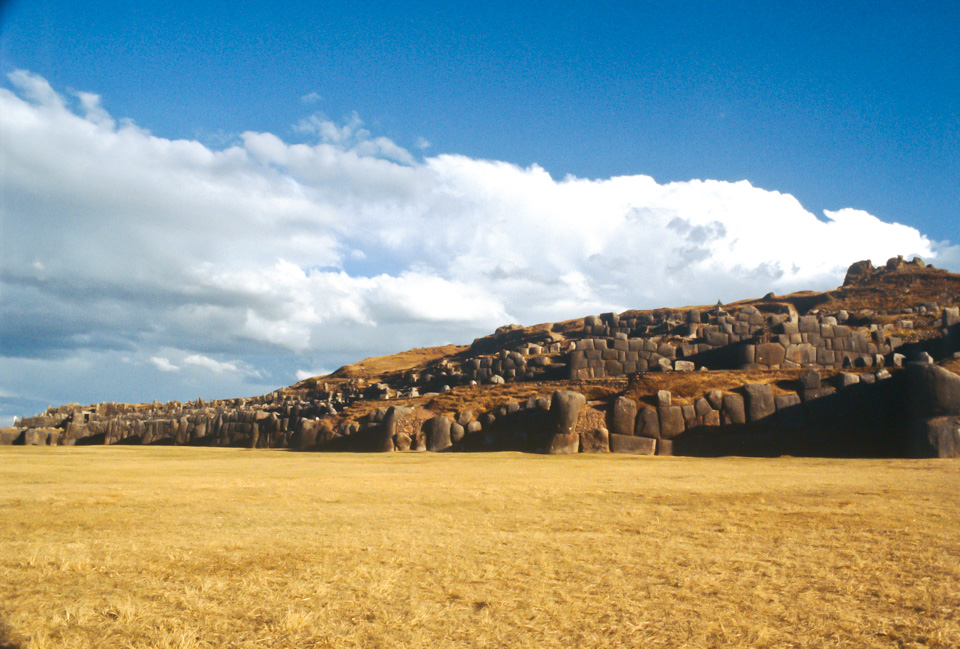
[673,374,909,458]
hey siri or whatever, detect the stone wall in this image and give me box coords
[4,362,958,458]
[566,305,922,380]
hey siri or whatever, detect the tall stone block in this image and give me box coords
[635,406,660,439]
[658,406,685,439]
[609,397,638,437]
[744,384,776,422]
[722,393,746,425]
[546,390,586,454]
[424,416,452,452]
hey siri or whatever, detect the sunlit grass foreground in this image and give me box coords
[1,447,958,648]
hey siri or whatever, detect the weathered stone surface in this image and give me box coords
[450,422,465,444]
[800,370,821,391]
[658,406,685,439]
[744,384,776,422]
[907,363,960,417]
[775,393,801,410]
[581,427,609,453]
[549,390,585,434]
[23,428,47,445]
[755,343,786,367]
[657,390,672,407]
[609,433,655,454]
[0,427,19,445]
[943,307,960,328]
[297,420,320,450]
[635,406,660,439]
[707,390,723,410]
[839,373,861,387]
[910,416,960,458]
[656,439,673,456]
[548,432,580,454]
[674,360,695,372]
[785,343,817,365]
[609,397,638,437]
[546,390,586,453]
[798,315,820,333]
[721,393,746,425]
[694,397,711,418]
[424,416,452,452]
[817,348,836,366]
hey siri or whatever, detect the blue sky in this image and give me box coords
[0,1,958,421]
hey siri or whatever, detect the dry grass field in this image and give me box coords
[1,448,958,648]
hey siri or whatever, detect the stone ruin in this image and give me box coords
[4,257,960,458]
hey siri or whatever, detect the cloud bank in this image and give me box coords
[1,70,955,418]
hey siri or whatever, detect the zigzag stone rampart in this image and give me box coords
[4,258,960,457]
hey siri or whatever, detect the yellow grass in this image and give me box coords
[1,448,958,648]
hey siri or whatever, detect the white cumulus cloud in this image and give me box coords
[0,69,956,410]
[182,355,236,373]
[150,357,180,372]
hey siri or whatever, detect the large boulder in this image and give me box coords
[0,427,19,445]
[744,384,776,422]
[721,393,746,425]
[296,419,320,450]
[609,434,656,455]
[608,397,638,437]
[424,416,453,452]
[944,307,960,328]
[545,390,586,454]
[548,390,585,434]
[450,422,465,444]
[658,406,685,439]
[755,343,786,367]
[907,363,960,417]
[635,407,660,439]
[909,417,960,458]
